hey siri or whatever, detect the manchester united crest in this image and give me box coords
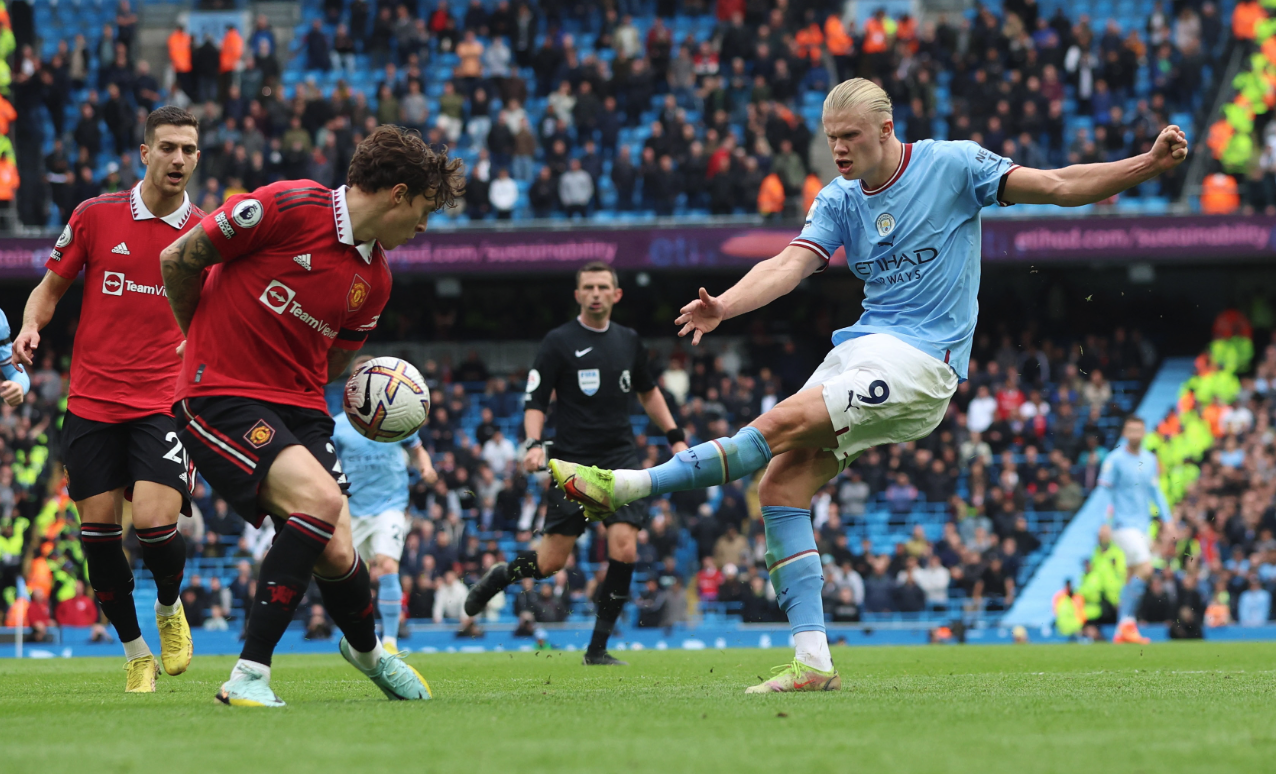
[243,419,275,449]
[347,274,370,312]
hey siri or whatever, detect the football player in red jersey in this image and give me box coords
[159,125,464,707]
[13,107,204,693]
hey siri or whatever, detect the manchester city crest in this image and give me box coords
[875,212,895,237]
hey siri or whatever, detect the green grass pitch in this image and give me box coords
[2,642,1274,774]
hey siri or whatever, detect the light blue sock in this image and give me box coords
[377,573,402,641]
[1117,575,1145,623]
[648,426,772,497]
[762,506,825,634]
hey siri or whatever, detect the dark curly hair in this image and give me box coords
[346,125,465,211]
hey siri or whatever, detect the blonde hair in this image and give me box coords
[823,78,893,119]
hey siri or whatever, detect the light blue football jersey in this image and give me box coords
[1097,443,1172,532]
[0,308,30,394]
[792,139,1018,380]
[331,411,421,517]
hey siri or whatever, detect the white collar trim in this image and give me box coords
[577,316,610,332]
[130,183,192,229]
[332,185,376,263]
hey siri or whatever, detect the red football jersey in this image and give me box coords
[47,186,204,423]
[177,181,391,412]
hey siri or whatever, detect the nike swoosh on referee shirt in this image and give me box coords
[575,348,593,357]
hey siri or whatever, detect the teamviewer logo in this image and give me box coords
[102,271,124,296]
[259,280,296,314]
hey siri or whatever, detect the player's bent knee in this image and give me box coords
[749,387,836,456]
[261,446,346,523]
[75,490,124,525]
[374,556,399,579]
[317,533,357,576]
[306,486,346,524]
[607,524,639,564]
[129,482,184,529]
[759,449,838,507]
[538,556,567,575]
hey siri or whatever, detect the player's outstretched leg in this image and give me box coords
[134,484,192,676]
[551,426,773,514]
[464,551,545,617]
[81,521,158,693]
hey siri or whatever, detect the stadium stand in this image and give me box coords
[7,0,1233,231]
[1127,315,1276,631]
[0,320,1158,640]
[9,0,1233,641]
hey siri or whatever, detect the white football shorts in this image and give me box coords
[351,508,409,564]
[802,333,959,467]
[1112,526,1153,567]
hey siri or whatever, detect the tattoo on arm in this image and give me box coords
[160,226,222,335]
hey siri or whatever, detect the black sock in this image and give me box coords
[589,560,635,653]
[135,523,187,607]
[81,523,142,643]
[507,550,547,582]
[240,514,333,666]
[315,553,378,653]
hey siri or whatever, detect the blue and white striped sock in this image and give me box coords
[763,505,831,671]
[640,426,773,498]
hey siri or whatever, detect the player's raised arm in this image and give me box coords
[1001,125,1189,207]
[676,244,824,345]
[13,270,75,372]
[160,224,223,335]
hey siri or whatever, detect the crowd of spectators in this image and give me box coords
[226,326,1157,630]
[7,0,1217,228]
[1050,320,1276,640]
[1145,332,1276,631]
[0,321,1160,637]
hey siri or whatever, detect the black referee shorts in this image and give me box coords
[542,450,648,537]
[61,409,195,509]
[175,396,348,528]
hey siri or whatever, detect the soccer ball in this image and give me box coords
[343,357,431,442]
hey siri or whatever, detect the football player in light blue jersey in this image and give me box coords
[0,308,30,407]
[550,78,1189,693]
[332,356,438,653]
[1096,416,1174,644]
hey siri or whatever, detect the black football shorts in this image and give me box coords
[175,396,348,528]
[542,450,648,537]
[61,409,195,509]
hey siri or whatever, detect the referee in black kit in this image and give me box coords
[465,261,687,665]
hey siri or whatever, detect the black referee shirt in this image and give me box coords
[524,318,656,460]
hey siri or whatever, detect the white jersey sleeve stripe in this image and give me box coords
[790,237,832,267]
[996,164,1023,207]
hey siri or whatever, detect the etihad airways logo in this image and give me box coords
[102,271,166,297]
[258,280,337,339]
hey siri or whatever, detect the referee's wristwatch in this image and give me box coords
[664,428,686,446]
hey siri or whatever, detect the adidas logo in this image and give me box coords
[111,242,130,255]
[293,253,311,270]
